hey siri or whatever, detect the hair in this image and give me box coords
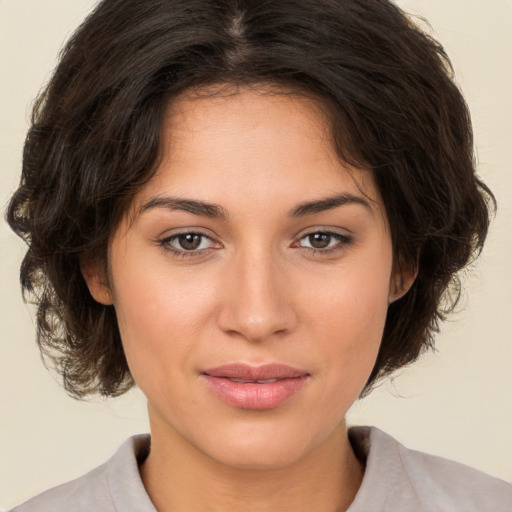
[7,0,494,399]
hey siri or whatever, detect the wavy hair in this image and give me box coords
[7,0,494,398]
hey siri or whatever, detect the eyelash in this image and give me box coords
[157,230,353,259]
[295,231,353,256]
[157,231,217,259]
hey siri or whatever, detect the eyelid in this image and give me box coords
[294,225,353,241]
[298,233,345,247]
[157,229,222,258]
[292,228,354,254]
[156,226,353,259]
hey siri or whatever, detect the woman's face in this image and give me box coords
[87,86,405,469]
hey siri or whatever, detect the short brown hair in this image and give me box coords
[6,0,494,398]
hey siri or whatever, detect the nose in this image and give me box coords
[216,249,298,343]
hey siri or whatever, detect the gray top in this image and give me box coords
[11,426,512,512]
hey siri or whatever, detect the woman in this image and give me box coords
[5,0,512,510]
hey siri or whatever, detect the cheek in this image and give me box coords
[307,253,392,380]
[110,254,219,384]
[312,256,391,334]
[288,258,392,444]
[113,237,213,327]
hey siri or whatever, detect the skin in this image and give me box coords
[84,85,414,512]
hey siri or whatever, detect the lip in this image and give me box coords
[201,363,310,410]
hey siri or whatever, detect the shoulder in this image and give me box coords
[348,426,512,512]
[10,461,112,512]
[10,435,155,512]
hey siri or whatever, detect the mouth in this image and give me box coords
[201,363,310,410]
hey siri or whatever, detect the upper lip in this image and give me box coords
[202,363,309,381]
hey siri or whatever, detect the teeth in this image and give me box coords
[256,379,279,383]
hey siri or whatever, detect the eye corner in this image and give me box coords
[294,229,354,255]
[156,230,222,260]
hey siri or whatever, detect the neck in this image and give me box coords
[140,416,364,512]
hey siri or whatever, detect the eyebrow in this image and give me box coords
[289,193,372,217]
[140,197,229,220]
[139,192,372,220]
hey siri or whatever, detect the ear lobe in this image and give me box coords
[389,262,417,304]
[81,258,114,305]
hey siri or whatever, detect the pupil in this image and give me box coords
[310,233,331,249]
[179,234,201,250]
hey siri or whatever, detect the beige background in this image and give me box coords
[1,0,511,508]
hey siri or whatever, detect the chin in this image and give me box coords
[211,441,310,471]
[194,416,341,471]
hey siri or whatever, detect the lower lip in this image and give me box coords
[202,375,309,410]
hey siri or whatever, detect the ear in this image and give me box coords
[389,260,417,304]
[81,258,114,305]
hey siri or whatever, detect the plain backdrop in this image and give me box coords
[1,0,511,509]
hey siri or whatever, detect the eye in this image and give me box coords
[158,231,218,257]
[297,231,352,253]
[171,233,211,251]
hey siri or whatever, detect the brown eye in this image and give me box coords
[307,233,332,249]
[176,233,203,250]
[159,231,218,257]
[297,231,352,253]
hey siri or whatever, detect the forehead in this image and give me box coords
[132,85,383,217]
[163,85,334,164]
